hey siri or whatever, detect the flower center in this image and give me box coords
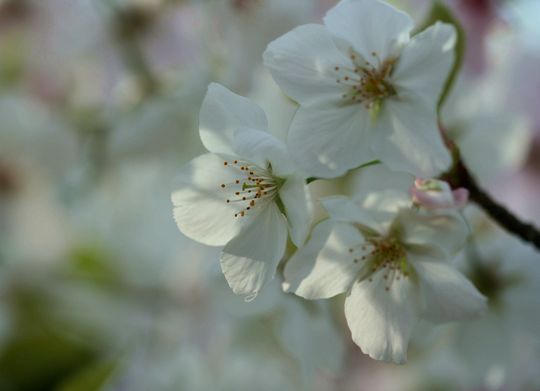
[349,235,409,292]
[334,51,396,111]
[219,159,281,218]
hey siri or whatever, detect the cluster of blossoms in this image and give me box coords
[172,0,488,363]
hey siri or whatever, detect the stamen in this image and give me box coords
[333,49,397,110]
[352,235,410,292]
[219,160,281,218]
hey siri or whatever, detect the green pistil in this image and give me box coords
[242,183,260,191]
[241,176,284,191]
[370,99,382,123]
[367,84,396,124]
[399,257,409,275]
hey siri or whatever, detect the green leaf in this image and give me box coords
[67,246,121,286]
[56,360,119,391]
[416,0,466,111]
[0,332,95,391]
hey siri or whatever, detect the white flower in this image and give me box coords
[283,165,486,363]
[263,0,456,178]
[171,83,312,299]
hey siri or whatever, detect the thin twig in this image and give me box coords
[451,159,540,251]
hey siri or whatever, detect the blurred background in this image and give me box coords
[0,0,539,390]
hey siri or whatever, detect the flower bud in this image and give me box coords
[411,178,469,210]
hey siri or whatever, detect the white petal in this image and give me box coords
[344,165,414,232]
[220,203,288,298]
[199,83,268,155]
[397,210,468,258]
[283,220,365,299]
[324,0,413,62]
[344,270,418,364]
[372,99,452,177]
[288,104,374,178]
[347,163,414,204]
[393,22,457,107]
[414,260,487,323]
[232,127,293,177]
[320,196,383,234]
[263,24,352,107]
[171,153,255,246]
[278,176,313,247]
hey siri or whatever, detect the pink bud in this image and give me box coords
[411,179,469,210]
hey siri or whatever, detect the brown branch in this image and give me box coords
[449,159,540,251]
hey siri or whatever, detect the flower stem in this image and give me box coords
[452,160,540,251]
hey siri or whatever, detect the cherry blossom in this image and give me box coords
[283,165,485,363]
[171,83,312,299]
[263,0,456,178]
